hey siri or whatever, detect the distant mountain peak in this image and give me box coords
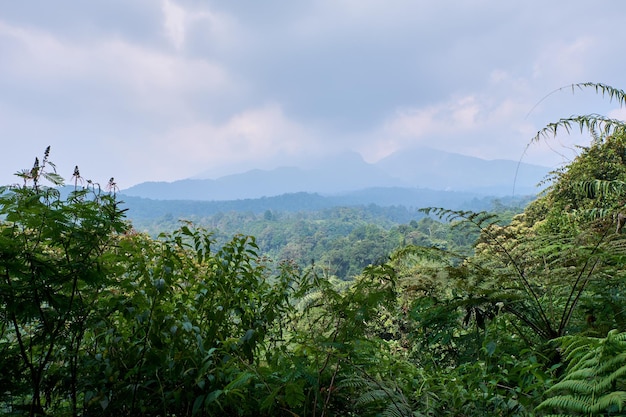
[122,149,549,201]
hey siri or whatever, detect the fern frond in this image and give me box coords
[563,366,598,382]
[544,379,594,395]
[539,331,626,415]
[577,179,626,199]
[335,375,369,390]
[605,239,626,256]
[419,207,500,230]
[590,391,626,413]
[528,83,626,120]
[338,373,412,416]
[595,351,626,374]
[536,394,591,413]
[591,364,626,393]
[295,290,324,310]
[532,114,626,143]
[382,401,413,417]
[574,82,626,106]
[355,389,389,407]
[530,82,626,144]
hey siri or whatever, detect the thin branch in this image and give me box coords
[526,82,626,120]
[557,230,609,335]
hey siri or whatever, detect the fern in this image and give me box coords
[533,114,626,144]
[575,82,626,105]
[530,82,626,144]
[420,207,501,229]
[537,330,626,416]
[420,207,562,339]
[336,374,413,417]
[577,179,626,200]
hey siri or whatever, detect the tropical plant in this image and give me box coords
[0,148,128,416]
[537,330,626,416]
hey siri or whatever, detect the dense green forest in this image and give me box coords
[4,83,626,416]
[128,202,524,281]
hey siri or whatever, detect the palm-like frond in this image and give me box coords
[419,207,501,230]
[530,82,626,145]
[575,82,626,105]
[532,114,626,144]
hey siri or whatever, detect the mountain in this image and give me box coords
[121,148,549,201]
[375,147,548,194]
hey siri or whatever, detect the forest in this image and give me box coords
[3,83,626,416]
[127,201,525,281]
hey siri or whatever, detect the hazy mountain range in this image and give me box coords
[121,147,550,201]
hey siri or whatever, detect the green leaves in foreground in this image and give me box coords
[0,161,128,416]
[537,330,626,416]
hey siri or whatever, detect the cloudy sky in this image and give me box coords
[1,1,625,188]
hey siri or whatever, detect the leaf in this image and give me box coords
[241,328,255,342]
[224,372,254,392]
[99,395,110,410]
[42,172,64,186]
[192,395,205,416]
[205,389,223,405]
[284,380,306,408]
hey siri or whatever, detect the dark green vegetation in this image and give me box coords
[127,200,525,281]
[4,83,626,416]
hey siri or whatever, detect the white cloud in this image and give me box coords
[0,19,235,117]
[97,39,232,116]
[532,36,596,83]
[0,21,84,82]
[138,104,323,180]
[378,95,488,148]
[359,84,562,166]
[2,0,626,188]
[162,0,186,49]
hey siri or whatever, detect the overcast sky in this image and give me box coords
[1,1,625,188]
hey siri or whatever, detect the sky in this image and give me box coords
[1,1,626,188]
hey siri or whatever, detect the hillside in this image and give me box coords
[119,187,535,227]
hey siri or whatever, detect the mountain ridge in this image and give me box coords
[122,147,549,201]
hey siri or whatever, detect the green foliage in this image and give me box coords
[78,225,315,416]
[128,199,523,281]
[0,150,128,416]
[411,350,553,417]
[0,150,417,416]
[537,330,626,416]
[4,83,626,417]
[532,83,626,144]
[391,83,626,416]
[284,262,408,416]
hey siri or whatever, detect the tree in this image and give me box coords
[384,83,626,416]
[0,149,127,416]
